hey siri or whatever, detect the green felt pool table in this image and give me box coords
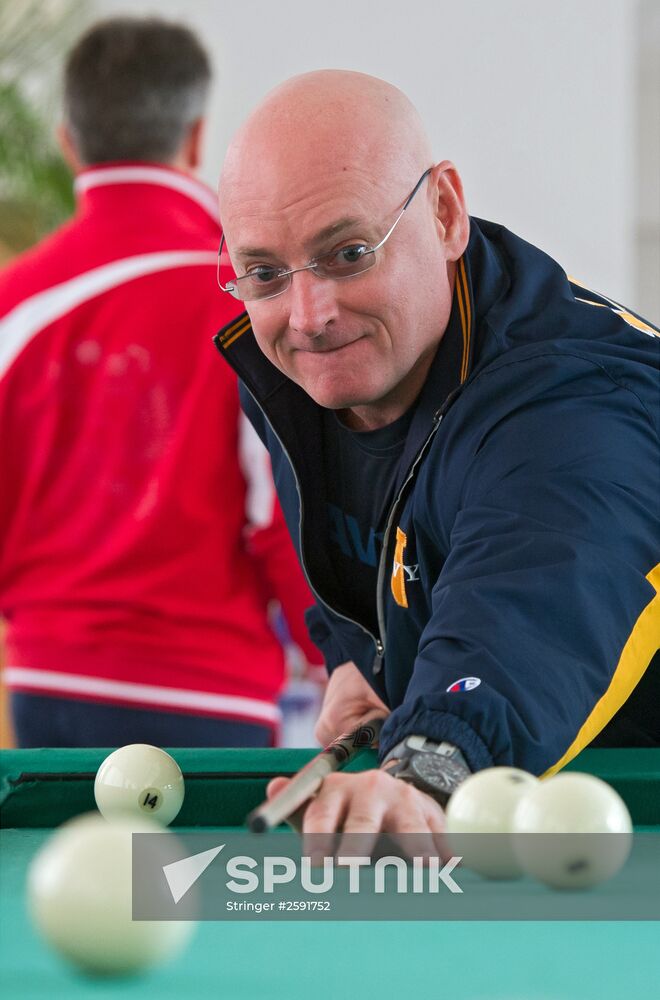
[1,747,659,1000]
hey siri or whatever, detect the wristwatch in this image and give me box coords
[382,735,471,808]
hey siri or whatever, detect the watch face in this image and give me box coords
[410,753,467,794]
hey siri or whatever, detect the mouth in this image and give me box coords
[295,336,363,355]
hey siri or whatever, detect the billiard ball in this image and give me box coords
[512,772,633,889]
[27,812,195,976]
[94,744,184,826]
[445,766,539,878]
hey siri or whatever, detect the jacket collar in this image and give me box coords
[74,162,220,223]
[397,253,476,476]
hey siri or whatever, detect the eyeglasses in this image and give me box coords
[216,167,432,302]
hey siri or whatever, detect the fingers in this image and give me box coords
[333,771,389,860]
[301,777,349,863]
[301,772,386,862]
[265,771,450,864]
[314,711,363,747]
[266,776,290,800]
[315,707,389,747]
[384,789,447,862]
[314,713,340,747]
[298,772,447,862]
[420,797,453,860]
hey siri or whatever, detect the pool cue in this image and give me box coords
[247,716,385,833]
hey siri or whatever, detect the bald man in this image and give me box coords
[215,70,660,836]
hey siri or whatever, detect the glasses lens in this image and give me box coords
[224,281,243,301]
[243,271,290,301]
[315,245,375,279]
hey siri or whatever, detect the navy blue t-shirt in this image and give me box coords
[321,406,415,635]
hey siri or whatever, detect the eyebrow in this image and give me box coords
[234,216,366,260]
[308,217,363,249]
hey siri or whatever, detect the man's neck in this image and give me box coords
[337,340,441,432]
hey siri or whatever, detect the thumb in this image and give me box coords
[266,776,290,800]
[315,709,386,748]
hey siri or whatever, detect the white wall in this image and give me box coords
[636,0,660,322]
[93,0,647,312]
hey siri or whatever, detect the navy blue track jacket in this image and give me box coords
[214,218,660,776]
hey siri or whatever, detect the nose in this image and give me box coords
[287,268,339,337]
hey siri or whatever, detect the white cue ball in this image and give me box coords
[95,744,184,826]
[445,767,539,878]
[512,772,633,889]
[27,812,195,976]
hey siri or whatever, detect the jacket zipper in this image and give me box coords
[244,384,447,677]
[373,410,444,673]
[241,384,380,654]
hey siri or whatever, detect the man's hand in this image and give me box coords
[314,660,389,746]
[266,769,447,859]
[272,662,447,855]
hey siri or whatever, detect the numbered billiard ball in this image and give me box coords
[445,766,539,878]
[512,772,633,889]
[94,744,184,826]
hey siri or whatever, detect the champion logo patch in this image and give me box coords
[446,677,481,693]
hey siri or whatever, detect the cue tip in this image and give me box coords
[247,810,269,834]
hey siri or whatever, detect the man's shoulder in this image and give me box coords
[0,219,82,315]
[465,219,659,408]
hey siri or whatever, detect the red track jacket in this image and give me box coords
[0,163,321,730]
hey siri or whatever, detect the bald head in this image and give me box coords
[217,70,469,426]
[219,70,433,225]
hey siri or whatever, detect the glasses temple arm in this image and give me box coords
[370,167,433,253]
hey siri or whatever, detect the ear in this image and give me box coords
[177,117,205,172]
[428,160,469,261]
[56,123,84,174]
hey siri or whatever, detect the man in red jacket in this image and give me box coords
[0,17,321,747]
